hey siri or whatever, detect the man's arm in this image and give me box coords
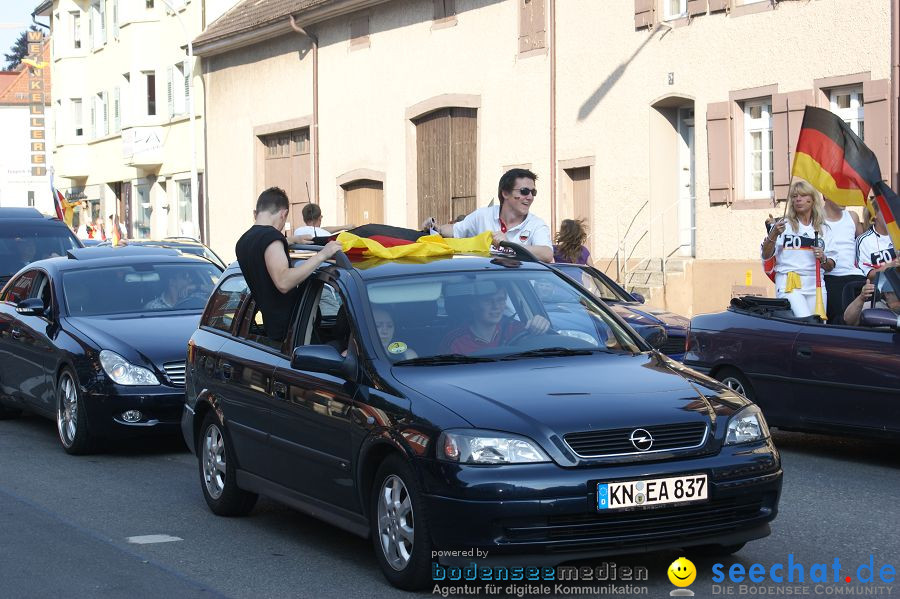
[528,224,555,263]
[843,282,874,326]
[285,234,313,245]
[264,240,342,294]
[530,245,554,263]
[323,224,354,233]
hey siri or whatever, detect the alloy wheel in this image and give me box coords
[722,376,747,397]
[56,374,78,447]
[203,424,226,500]
[377,474,415,571]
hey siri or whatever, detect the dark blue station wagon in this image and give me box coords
[181,245,782,590]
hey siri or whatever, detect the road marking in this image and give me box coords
[126,534,183,544]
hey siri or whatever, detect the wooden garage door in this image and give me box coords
[415,107,477,225]
[262,129,310,230]
[344,180,384,226]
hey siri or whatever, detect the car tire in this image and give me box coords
[370,454,433,591]
[198,411,257,517]
[716,367,755,402]
[56,368,95,455]
[692,542,746,557]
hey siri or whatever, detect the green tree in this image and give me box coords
[4,26,41,71]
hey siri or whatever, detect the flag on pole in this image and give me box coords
[791,105,900,250]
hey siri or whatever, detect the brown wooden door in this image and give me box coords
[415,107,476,224]
[344,180,384,226]
[262,129,310,231]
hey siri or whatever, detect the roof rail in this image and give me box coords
[495,241,541,263]
[163,236,201,242]
[288,243,352,269]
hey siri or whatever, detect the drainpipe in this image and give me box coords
[549,0,557,234]
[290,15,319,205]
[892,0,899,190]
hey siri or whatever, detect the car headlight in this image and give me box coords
[437,430,550,464]
[725,405,770,445]
[99,350,159,386]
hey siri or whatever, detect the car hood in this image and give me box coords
[609,303,689,332]
[393,352,743,440]
[66,313,199,368]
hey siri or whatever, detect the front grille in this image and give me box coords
[564,422,707,457]
[163,361,185,386]
[501,495,770,549]
[660,335,686,356]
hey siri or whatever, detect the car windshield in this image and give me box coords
[63,262,221,316]
[0,224,80,276]
[364,270,641,362]
[555,265,631,302]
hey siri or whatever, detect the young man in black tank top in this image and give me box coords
[235,187,342,342]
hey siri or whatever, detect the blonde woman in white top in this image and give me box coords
[761,181,836,318]
[823,197,865,323]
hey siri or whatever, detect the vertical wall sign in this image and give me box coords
[25,30,47,177]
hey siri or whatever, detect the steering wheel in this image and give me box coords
[506,325,558,346]
[173,294,207,310]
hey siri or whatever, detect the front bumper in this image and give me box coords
[83,386,185,437]
[418,439,781,565]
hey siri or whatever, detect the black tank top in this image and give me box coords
[235,225,300,341]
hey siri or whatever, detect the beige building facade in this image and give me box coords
[34,0,238,239]
[198,0,899,316]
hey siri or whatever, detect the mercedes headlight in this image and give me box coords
[438,430,550,464]
[99,350,159,386]
[725,405,770,445]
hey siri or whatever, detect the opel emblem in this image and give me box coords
[629,428,654,451]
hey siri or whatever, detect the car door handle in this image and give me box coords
[10,328,22,339]
[796,346,812,359]
[273,381,287,400]
[221,362,233,380]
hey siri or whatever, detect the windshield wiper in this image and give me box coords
[394,353,497,366]
[501,347,598,360]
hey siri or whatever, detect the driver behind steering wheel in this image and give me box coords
[441,282,550,354]
[145,270,197,310]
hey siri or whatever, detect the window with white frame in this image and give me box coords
[663,0,687,20]
[144,71,156,116]
[829,86,864,141]
[71,98,83,137]
[744,99,774,199]
[71,11,82,49]
[90,0,106,49]
[177,179,192,229]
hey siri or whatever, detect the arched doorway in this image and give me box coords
[342,179,384,226]
[650,95,695,259]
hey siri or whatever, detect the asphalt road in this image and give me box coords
[0,415,897,599]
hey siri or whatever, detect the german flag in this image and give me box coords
[873,181,900,251]
[792,106,882,207]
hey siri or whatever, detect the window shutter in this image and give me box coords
[100,0,106,44]
[113,86,120,132]
[634,0,655,29]
[862,79,890,181]
[706,101,733,206]
[167,65,174,118]
[708,0,728,13]
[90,101,96,138]
[772,89,813,201]
[688,0,707,17]
[102,92,109,136]
[112,0,118,38]
[183,60,190,111]
[531,0,546,50]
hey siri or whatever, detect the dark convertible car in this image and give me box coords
[0,247,222,453]
[684,267,900,439]
[182,244,781,590]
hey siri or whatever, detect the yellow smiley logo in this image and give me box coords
[668,557,696,587]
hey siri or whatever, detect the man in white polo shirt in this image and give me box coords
[422,168,553,262]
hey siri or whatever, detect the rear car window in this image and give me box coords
[203,274,248,332]
[0,223,80,278]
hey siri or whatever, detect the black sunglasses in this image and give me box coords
[516,187,538,197]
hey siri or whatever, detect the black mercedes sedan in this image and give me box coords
[181,244,782,590]
[0,247,222,454]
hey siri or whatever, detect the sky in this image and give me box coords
[0,1,42,67]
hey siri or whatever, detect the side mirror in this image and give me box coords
[631,292,646,304]
[290,345,355,379]
[859,308,900,330]
[16,298,45,316]
[638,324,667,350]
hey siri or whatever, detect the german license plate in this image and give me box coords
[597,474,707,510]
